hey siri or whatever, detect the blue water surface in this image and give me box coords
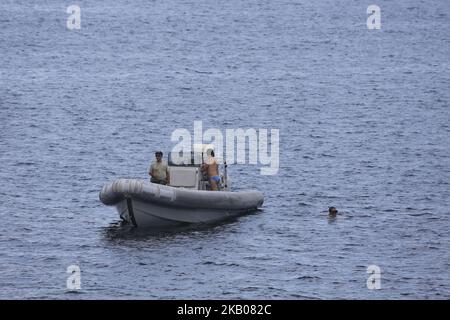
[0,0,449,299]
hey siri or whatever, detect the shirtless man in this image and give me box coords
[202,150,220,191]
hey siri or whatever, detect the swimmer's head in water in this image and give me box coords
[328,207,338,216]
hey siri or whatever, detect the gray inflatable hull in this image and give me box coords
[99,179,264,228]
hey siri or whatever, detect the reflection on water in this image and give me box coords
[101,215,251,242]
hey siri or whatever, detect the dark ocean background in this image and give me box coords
[0,0,449,298]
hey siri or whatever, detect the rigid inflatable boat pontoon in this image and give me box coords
[99,145,264,228]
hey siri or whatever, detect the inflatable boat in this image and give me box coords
[99,179,264,228]
[99,145,264,228]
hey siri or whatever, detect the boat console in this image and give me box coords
[167,145,228,191]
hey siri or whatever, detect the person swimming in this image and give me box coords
[328,206,338,217]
